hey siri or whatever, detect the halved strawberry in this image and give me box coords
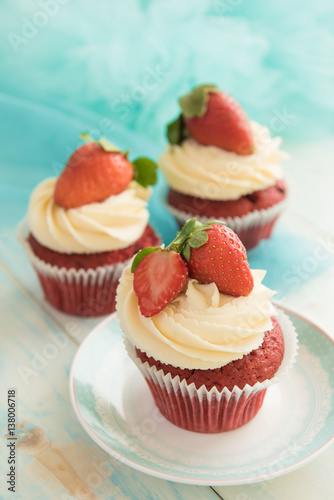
[132,249,189,317]
[54,132,157,209]
[167,84,254,155]
[185,224,254,297]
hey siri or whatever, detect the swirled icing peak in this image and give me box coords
[28,178,151,253]
[116,266,276,369]
[160,121,288,200]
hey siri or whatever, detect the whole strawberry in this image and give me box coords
[184,223,254,297]
[54,132,157,209]
[167,84,254,155]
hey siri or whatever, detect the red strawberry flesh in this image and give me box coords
[133,250,189,317]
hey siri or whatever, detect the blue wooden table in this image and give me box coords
[1,94,334,500]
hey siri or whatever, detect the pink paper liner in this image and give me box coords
[32,264,127,317]
[125,309,298,433]
[144,375,267,432]
[166,198,287,250]
[18,220,131,317]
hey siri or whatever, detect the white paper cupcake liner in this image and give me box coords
[166,198,287,250]
[17,219,131,317]
[125,308,298,432]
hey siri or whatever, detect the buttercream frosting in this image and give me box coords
[159,122,288,200]
[116,266,276,369]
[28,178,151,254]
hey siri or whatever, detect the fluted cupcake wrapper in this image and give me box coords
[166,198,287,250]
[17,219,130,317]
[125,308,298,433]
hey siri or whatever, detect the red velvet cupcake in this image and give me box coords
[160,84,289,249]
[19,133,159,317]
[116,219,298,433]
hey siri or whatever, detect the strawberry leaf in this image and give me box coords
[172,218,199,244]
[80,131,122,153]
[132,157,158,187]
[98,136,122,153]
[165,219,224,259]
[179,84,219,118]
[183,244,191,261]
[188,231,208,248]
[131,247,160,273]
[169,218,203,252]
[166,114,189,145]
[80,131,96,144]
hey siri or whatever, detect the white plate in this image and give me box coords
[69,304,334,486]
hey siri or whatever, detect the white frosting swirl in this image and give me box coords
[159,122,288,200]
[116,267,276,369]
[28,178,151,254]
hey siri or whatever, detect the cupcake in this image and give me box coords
[19,132,160,317]
[116,219,298,433]
[160,84,288,250]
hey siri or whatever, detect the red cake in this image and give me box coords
[117,219,298,433]
[135,317,284,392]
[21,132,159,317]
[27,226,159,270]
[167,180,287,219]
[160,84,288,249]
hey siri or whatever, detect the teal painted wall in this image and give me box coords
[1,0,333,147]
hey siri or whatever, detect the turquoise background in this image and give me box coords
[0,6,333,496]
[0,1,333,298]
[1,0,334,147]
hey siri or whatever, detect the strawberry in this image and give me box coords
[131,219,254,318]
[167,84,254,155]
[185,223,254,297]
[132,249,189,317]
[54,132,158,209]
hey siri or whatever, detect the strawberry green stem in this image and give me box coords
[179,83,219,118]
[131,218,224,272]
[166,218,215,254]
[80,131,122,153]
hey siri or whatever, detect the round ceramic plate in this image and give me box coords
[69,304,334,486]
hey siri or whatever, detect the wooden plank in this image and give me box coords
[0,269,216,499]
[1,134,334,499]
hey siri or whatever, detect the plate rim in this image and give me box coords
[69,304,334,486]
